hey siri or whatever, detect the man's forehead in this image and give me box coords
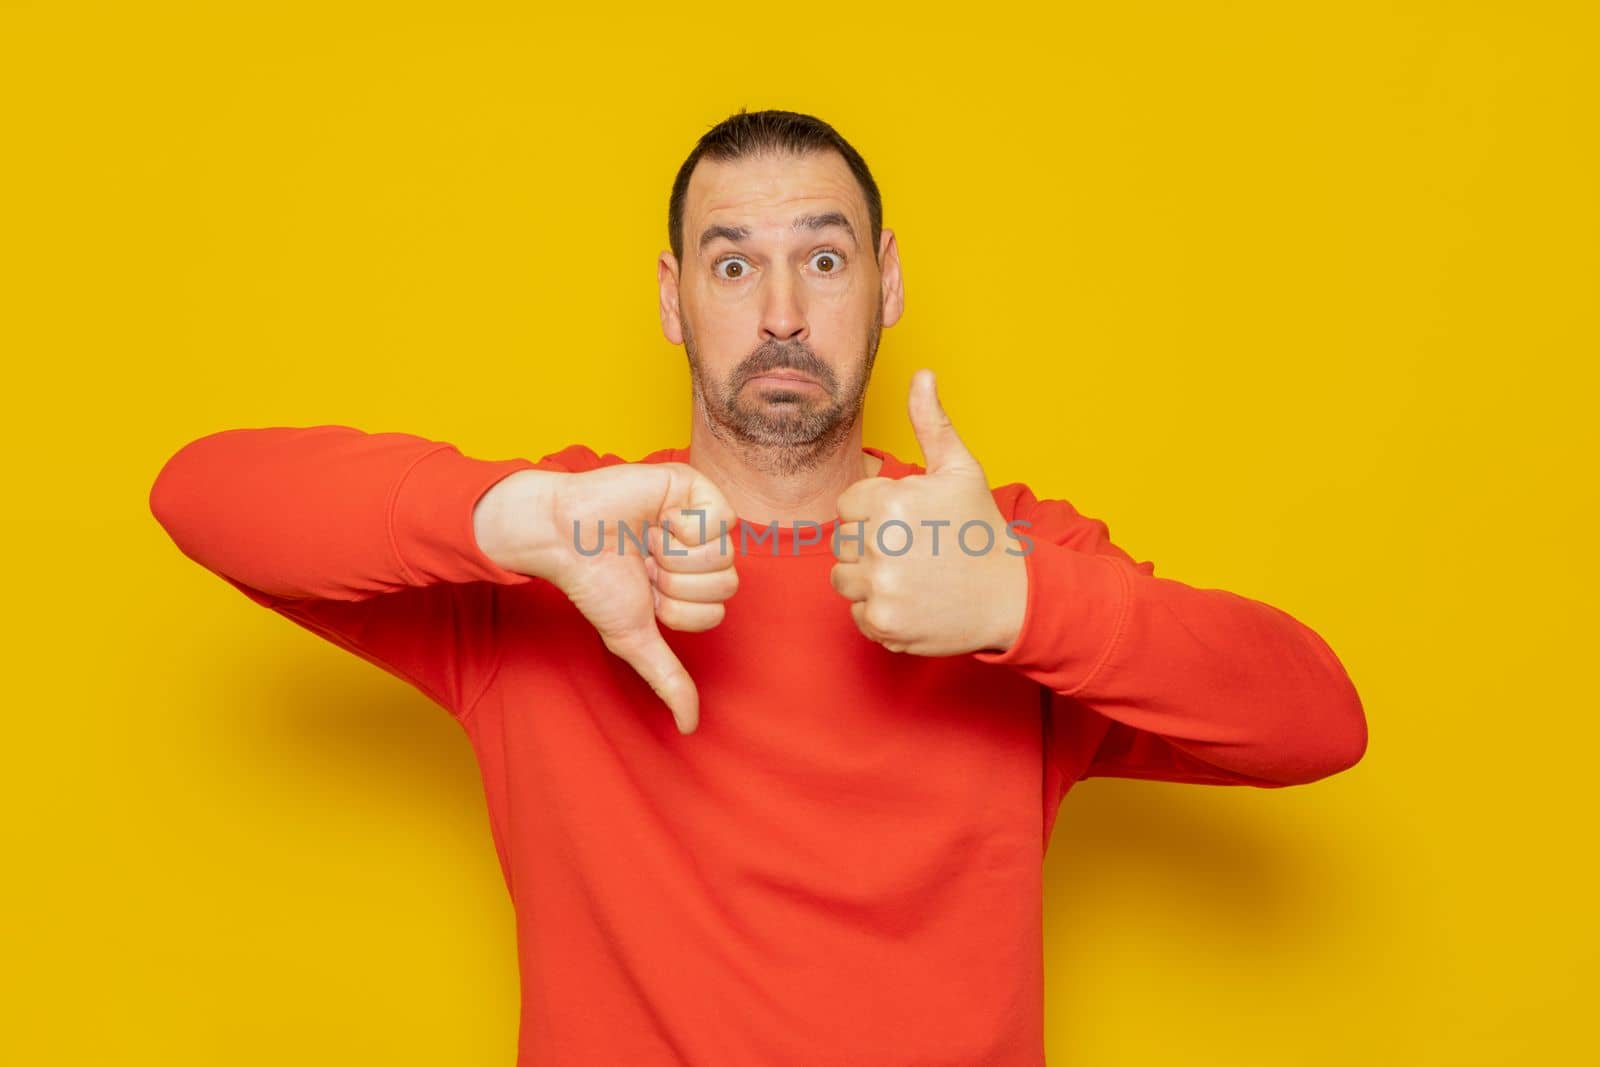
[687,151,867,242]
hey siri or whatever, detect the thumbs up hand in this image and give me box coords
[830,369,1028,657]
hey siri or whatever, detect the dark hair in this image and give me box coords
[667,108,883,265]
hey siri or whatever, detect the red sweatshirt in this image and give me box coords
[148,425,1367,1065]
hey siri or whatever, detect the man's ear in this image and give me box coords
[658,251,684,345]
[878,228,904,328]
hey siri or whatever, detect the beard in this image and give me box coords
[684,303,882,477]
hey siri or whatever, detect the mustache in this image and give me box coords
[732,341,837,390]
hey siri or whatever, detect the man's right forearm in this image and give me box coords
[150,425,548,601]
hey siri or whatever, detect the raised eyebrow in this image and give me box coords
[698,224,751,253]
[793,211,857,247]
[698,213,858,255]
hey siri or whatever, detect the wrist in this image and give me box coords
[473,469,567,581]
[982,554,1028,654]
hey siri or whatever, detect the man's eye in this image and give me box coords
[714,257,751,280]
[810,249,845,274]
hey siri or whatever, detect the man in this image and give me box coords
[149,108,1367,1065]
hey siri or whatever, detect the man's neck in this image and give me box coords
[686,421,884,527]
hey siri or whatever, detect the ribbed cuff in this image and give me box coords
[389,444,543,587]
[970,538,1130,695]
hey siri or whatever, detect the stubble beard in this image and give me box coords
[684,304,882,478]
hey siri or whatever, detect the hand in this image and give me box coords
[830,369,1027,656]
[476,462,739,734]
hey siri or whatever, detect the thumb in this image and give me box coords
[604,623,701,735]
[908,369,978,475]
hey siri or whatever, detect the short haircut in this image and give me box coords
[667,108,883,266]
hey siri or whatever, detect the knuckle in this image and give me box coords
[602,626,646,657]
[686,602,725,630]
[870,567,899,598]
[653,568,680,597]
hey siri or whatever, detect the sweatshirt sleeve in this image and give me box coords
[148,425,596,722]
[971,484,1368,792]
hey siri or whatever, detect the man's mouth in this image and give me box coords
[748,371,821,389]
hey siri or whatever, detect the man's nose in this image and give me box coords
[758,267,807,342]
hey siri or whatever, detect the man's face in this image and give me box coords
[659,148,901,468]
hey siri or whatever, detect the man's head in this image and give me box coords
[658,109,903,474]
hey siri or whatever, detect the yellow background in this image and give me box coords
[4,1,1595,1063]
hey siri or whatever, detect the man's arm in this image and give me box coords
[972,483,1369,789]
[148,424,577,723]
